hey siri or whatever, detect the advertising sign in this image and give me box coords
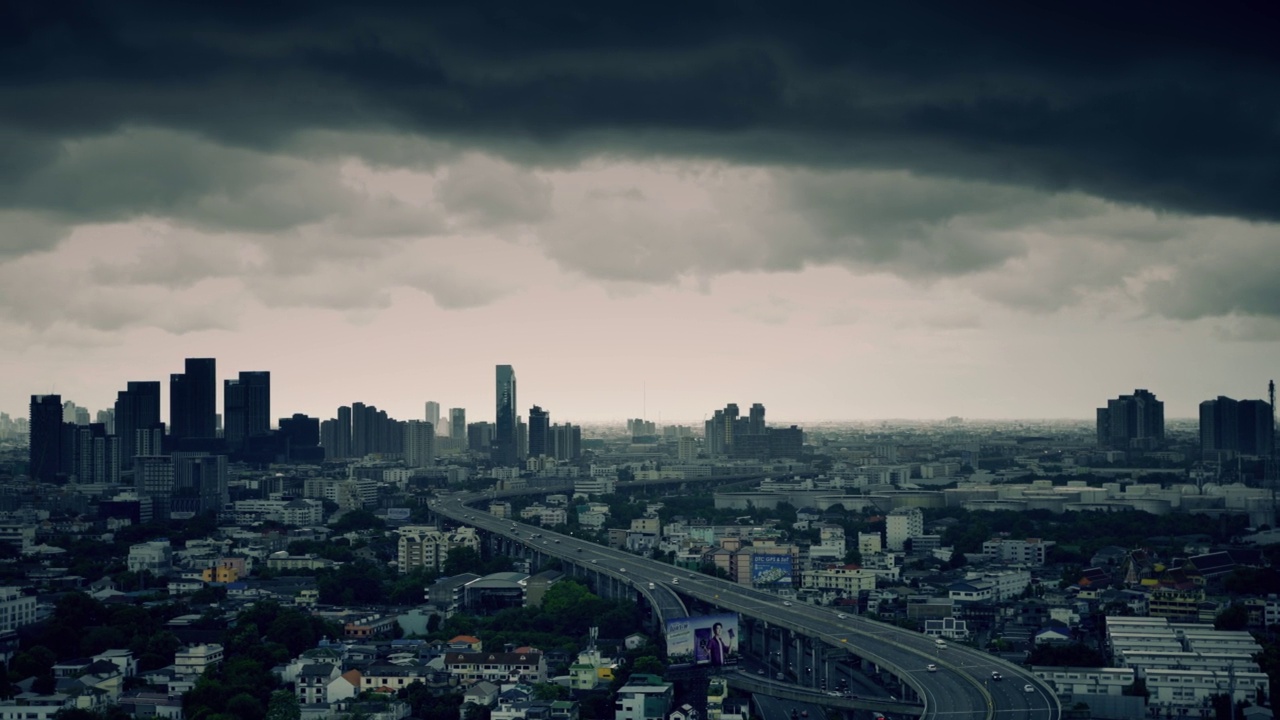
[665,613,739,666]
[751,553,794,587]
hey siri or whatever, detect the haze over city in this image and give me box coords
[3,3,1278,422]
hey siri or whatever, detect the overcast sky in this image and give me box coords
[3,2,1278,425]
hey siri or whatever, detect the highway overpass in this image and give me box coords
[430,487,1061,720]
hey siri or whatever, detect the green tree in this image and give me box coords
[532,684,568,701]
[632,656,665,676]
[1215,604,1250,631]
[226,692,265,719]
[266,690,301,720]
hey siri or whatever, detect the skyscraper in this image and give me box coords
[1200,396,1240,454]
[405,420,436,468]
[224,371,271,453]
[425,401,441,430]
[29,394,64,482]
[749,403,766,435]
[1097,389,1164,450]
[494,365,518,466]
[1201,396,1275,458]
[335,405,352,459]
[528,405,550,458]
[169,358,216,440]
[114,381,161,472]
[1239,400,1275,457]
[450,408,466,440]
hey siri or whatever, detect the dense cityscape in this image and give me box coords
[0,359,1275,720]
[4,4,1279,720]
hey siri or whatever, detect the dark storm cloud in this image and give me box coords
[3,0,1278,225]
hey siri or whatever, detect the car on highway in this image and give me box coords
[620,568,626,572]
[783,601,792,606]
[837,613,847,619]
[926,664,937,672]
[1023,684,1034,693]
[672,578,679,584]
[590,559,597,564]
[991,672,1002,681]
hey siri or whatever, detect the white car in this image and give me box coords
[926,664,937,672]
[672,578,679,584]
[1023,685,1034,693]
[783,601,792,606]
[837,613,847,619]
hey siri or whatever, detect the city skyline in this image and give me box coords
[2,5,1278,423]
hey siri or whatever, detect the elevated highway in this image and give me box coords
[432,488,1060,720]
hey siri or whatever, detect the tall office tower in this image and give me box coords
[749,403,766,435]
[494,365,518,466]
[171,452,228,515]
[450,408,466,440]
[1096,389,1164,450]
[280,414,320,449]
[723,403,740,450]
[169,358,217,440]
[705,409,725,457]
[1239,400,1275,457]
[29,394,65,482]
[1200,396,1241,454]
[550,423,582,461]
[320,419,338,459]
[62,402,90,426]
[224,371,271,453]
[114,381,161,472]
[468,422,494,452]
[70,423,119,484]
[135,455,175,520]
[404,420,436,468]
[517,416,527,460]
[96,409,115,435]
[425,401,441,430]
[351,402,369,458]
[335,405,352,459]
[528,406,550,457]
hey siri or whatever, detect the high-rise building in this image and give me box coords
[450,408,466,440]
[1097,389,1164,450]
[224,371,270,453]
[69,422,119,484]
[171,452,227,516]
[528,406,550,458]
[114,381,161,472]
[351,402,369,458]
[29,394,65,482]
[169,358,217,440]
[335,405,352,459]
[405,420,436,468]
[550,423,582,461]
[469,422,494,453]
[1200,396,1240,454]
[494,365,518,466]
[1239,400,1275,457]
[95,409,115,434]
[425,401,441,431]
[1201,396,1275,458]
[749,403,766,435]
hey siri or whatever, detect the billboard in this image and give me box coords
[665,613,739,666]
[751,553,794,587]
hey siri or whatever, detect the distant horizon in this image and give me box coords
[3,6,1277,436]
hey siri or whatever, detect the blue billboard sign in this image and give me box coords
[751,553,793,587]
